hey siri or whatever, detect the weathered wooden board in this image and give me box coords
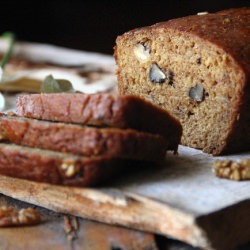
[0,194,158,250]
[0,146,249,250]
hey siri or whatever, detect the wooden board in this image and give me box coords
[0,194,158,250]
[0,146,249,250]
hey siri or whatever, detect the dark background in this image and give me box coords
[0,1,249,55]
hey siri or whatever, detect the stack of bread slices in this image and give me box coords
[0,93,182,187]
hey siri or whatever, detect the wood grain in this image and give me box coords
[0,194,158,250]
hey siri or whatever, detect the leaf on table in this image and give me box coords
[41,74,75,93]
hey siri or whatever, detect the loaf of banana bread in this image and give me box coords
[0,143,125,186]
[15,93,182,152]
[114,8,250,155]
[0,113,167,161]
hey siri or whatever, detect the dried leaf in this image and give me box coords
[0,78,41,93]
[41,74,75,93]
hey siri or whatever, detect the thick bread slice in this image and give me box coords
[0,143,126,187]
[15,93,182,152]
[0,113,167,162]
[114,8,250,155]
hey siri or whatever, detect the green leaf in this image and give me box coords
[41,74,75,93]
[0,32,15,69]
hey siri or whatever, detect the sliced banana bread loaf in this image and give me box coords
[15,93,182,152]
[115,8,250,155]
[0,113,167,161]
[0,143,126,186]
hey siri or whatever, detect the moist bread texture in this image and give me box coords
[0,143,125,186]
[114,8,250,155]
[16,93,182,152]
[0,113,167,162]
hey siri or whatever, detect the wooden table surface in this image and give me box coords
[0,194,250,250]
[0,194,194,250]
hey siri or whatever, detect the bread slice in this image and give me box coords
[0,143,126,186]
[0,113,167,162]
[15,93,182,152]
[114,8,250,155]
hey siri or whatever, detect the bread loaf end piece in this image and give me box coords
[115,8,250,155]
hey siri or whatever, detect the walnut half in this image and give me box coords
[212,159,250,181]
[0,206,41,227]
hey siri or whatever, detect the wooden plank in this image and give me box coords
[0,194,158,250]
[0,144,249,250]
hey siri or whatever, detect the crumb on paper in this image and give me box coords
[0,206,41,227]
[212,159,250,181]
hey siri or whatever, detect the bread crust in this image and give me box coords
[0,113,167,161]
[116,8,250,75]
[16,93,182,152]
[0,143,125,187]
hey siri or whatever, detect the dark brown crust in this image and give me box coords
[115,8,250,155]
[15,93,182,152]
[0,143,125,187]
[221,77,250,155]
[117,8,250,75]
[0,114,167,161]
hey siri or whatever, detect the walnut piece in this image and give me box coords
[212,159,250,181]
[149,63,166,83]
[134,43,151,62]
[0,206,41,227]
[189,83,206,103]
[61,161,80,177]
